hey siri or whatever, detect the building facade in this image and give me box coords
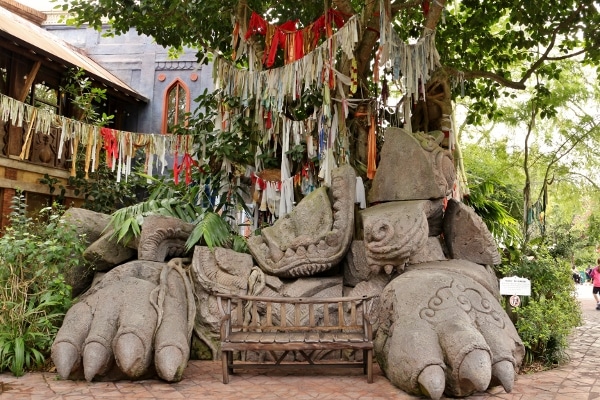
[42,10,213,135]
[0,0,212,229]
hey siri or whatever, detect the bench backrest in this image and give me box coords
[217,294,378,337]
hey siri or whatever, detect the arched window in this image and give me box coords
[162,79,190,133]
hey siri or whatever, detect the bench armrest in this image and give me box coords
[220,314,231,340]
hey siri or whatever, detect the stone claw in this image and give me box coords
[418,365,445,400]
[83,341,112,382]
[52,342,80,379]
[492,360,516,393]
[457,349,491,394]
[155,345,186,382]
[114,333,149,378]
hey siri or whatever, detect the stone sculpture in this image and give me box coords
[247,164,356,277]
[52,127,525,399]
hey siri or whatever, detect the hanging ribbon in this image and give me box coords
[19,107,38,160]
[366,113,377,180]
[101,127,118,169]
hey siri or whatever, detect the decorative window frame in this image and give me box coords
[161,78,190,134]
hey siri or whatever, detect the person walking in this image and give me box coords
[592,260,600,310]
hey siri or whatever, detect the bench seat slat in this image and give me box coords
[221,341,373,351]
[258,332,277,343]
[334,332,366,342]
[318,332,334,343]
[305,331,319,343]
[274,331,290,343]
[289,332,305,342]
[244,332,263,343]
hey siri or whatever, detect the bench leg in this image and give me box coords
[222,351,230,384]
[227,351,234,374]
[366,349,373,383]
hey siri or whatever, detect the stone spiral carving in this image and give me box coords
[361,201,429,273]
[137,215,195,262]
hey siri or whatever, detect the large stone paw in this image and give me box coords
[374,260,524,399]
[51,259,195,382]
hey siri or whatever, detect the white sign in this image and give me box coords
[499,276,531,296]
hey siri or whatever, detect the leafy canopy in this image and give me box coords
[57,0,600,119]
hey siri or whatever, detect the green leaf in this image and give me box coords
[12,337,25,376]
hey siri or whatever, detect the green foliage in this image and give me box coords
[0,193,87,376]
[461,141,524,247]
[39,67,144,214]
[108,170,250,252]
[464,174,523,247]
[499,246,582,367]
[39,159,147,215]
[176,89,282,170]
[57,0,600,125]
[61,67,113,126]
[68,160,148,214]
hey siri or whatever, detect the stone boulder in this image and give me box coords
[443,198,501,265]
[369,128,455,202]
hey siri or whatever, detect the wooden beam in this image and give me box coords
[18,59,41,102]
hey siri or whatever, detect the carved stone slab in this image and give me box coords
[369,127,455,203]
[62,207,111,246]
[442,199,501,265]
[83,231,137,272]
[360,200,430,274]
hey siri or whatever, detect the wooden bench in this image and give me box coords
[217,293,378,384]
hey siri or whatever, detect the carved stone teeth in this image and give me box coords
[317,240,328,251]
[325,232,339,246]
[384,265,395,275]
[296,246,307,256]
[269,244,284,263]
[307,244,318,254]
[285,248,296,258]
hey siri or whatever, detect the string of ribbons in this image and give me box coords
[0,92,195,184]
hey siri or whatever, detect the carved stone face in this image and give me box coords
[360,201,430,274]
[247,165,356,278]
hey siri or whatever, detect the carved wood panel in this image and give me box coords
[29,127,60,167]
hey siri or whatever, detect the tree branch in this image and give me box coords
[546,49,586,61]
[519,3,585,85]
[391,0,422,14]
[566,171,600,191]
[444,67,527,90]
[423,0,445,30]
[441,4,586,91]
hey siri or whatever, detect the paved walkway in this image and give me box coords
[1,285,599,399]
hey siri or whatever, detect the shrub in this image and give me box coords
[0,193,87,376]
[499,246,582,368]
